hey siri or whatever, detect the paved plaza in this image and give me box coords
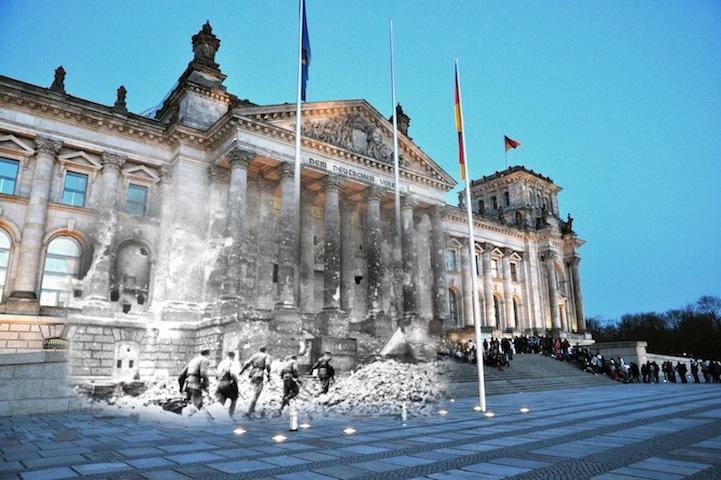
[1,382,720,479]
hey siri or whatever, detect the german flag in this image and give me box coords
[455,70,465,180]
[505,135,521,151]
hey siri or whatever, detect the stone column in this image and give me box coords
[223,148,254,301]
[364,187,384,314]
[299,188,315,313]
[429,206,450,331]
[460,239,474,327]
[83,152,126,302]
[481,243,496,329]
[502,248,515,332]
[543,250,561,332]
[340,197,354,313]
[151,165,173,306]
[8,136,62,312]
[401,195,419,320]
[568,255,586,332]
[275,163,297,307]
[322,175,343,311]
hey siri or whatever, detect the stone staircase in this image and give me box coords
[439,353,616,398]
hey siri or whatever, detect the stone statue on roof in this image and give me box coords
[50,66,66,93]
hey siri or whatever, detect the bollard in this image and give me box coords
[289,403,298,432]
[401,402,407,422]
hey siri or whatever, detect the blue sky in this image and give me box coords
[1,1,719,321]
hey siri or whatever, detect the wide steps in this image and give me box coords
[439,353,614,398]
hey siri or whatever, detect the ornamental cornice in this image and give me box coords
[443,206,529,241]
[0,85,170,145]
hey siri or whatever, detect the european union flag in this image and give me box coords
[301,1,311,101]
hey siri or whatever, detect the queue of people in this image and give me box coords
[178,346,335,418]
[439,335,721,386]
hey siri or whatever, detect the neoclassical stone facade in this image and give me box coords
[0,24,586,380]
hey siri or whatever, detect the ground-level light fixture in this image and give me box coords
[484,411,495,417]
[233,427,246,435]
[520,407,530,413]
[272,434,288,442]
[343,427,356,435]
[299,423,311,429]
[438,409,448,415]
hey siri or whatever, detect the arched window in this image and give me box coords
[40,236,82,307]
[0,229,11,300]
[449,288,459,326]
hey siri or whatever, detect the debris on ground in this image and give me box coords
[75,359,457,419]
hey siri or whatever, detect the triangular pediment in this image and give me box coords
[122,165,160,183]
[58,151,101,170]
[235,100,457,192]
[0,134,34,156]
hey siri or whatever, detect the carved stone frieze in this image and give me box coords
[302,113,400,165]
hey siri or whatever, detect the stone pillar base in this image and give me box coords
[271,306,302,335]
[428,317,446,336]
[5,293,40,315]
[316,308,349,338]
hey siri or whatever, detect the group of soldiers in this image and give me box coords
[178,346,335,418]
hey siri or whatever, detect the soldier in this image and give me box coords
[182,349,210,410]
[311,351,335,395]
[215,351,240,417]
[279,354,301,413]
[239,346,271,415]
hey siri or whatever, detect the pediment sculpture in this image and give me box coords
[302,114,401,166]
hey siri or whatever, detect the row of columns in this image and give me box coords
[219,147,450,328]
[460,243,518,332]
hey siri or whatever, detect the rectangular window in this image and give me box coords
[62,172,88,207]
[126,184,148,216]
[446,250,456,271]
[510,263,518,281]
[0,158,19,195]
[491,259,499,278]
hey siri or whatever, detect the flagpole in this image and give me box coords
[293,0,305,300]
[390,19,403,325]
[455,58,487,412]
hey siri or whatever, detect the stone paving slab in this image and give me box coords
[1,383,720,479]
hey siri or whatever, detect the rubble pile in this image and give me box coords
[81,359,453,419]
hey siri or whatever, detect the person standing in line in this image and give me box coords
[279,354,301,413]
[216,351,240,417]
[690,358,700,383]
[240,346,271,415]
[183,349,210,411]
[311,351,335,395]
[676,361,688,383]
